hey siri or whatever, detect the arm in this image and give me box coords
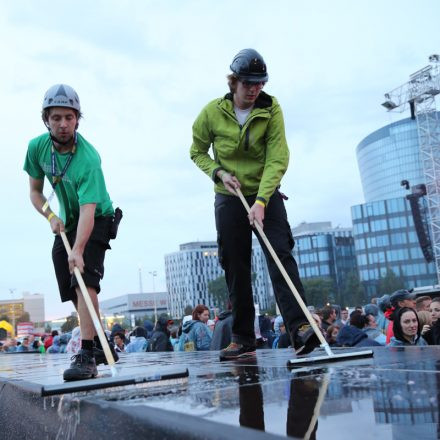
[69,203,96,273]
[29,176,65,234]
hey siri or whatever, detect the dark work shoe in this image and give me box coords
[294,324,321,356]
[63,349,98,381]
[219,342,256,361]
[93,342,119,366]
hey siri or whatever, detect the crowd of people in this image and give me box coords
[0,289,435,355]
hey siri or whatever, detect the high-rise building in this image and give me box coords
[291,222,356,299]
[165,241,273,318]
[352,117,437,296]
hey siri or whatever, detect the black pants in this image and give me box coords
[215,190,307,346]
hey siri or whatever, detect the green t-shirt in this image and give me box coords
[23,132,114,232]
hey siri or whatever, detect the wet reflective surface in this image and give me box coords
[1,347,440,439]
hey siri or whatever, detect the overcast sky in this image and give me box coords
[1,0,439,319]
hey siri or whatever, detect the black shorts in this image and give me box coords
[52,217,112,303]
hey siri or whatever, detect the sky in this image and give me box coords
[1,0,439,320]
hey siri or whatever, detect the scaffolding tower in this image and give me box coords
[382,55,440,283]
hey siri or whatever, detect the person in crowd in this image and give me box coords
[334,308,349,327]
[417,310,433,344]
[179,304,212,351]
[143,320,154,339]
[125,326,148,353]
[210,306,233,351]
[169,327,180,351]
[388,307,427,347]
[272,320,290,348]
[363,314,386,345]
[336,323,382,348]
[66,326,81,354]
[385,289,417,344]
[16,337,31,352]
[326,324,340,346]
[4,338,18,352]
[47,335,61,353]
[321,306,336,332]
[113,332,126,352]
[258,314,274,348]
[364,304,378,318]
[44,330,59,351]
[429,298,440,324]
[207,320,216,333]
[427,298,440,344]
[110,323,124,343]
[147,316,174,352]
[376,294,390,335]
[416,296,432,312]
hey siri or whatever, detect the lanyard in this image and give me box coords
[42,133,77,213]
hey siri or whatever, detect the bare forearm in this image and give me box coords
[73,204,96,253]
[30,189,54,219]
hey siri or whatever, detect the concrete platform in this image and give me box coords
[0,346,439,439]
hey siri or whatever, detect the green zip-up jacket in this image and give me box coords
[190,91,289,205]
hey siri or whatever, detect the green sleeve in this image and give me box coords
[190,107,222,182]
[77,167,109,205]
[257,102,289,203]
[23,141,45,180]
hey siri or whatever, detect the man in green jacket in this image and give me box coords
[190,49,319,360]
[24,84,118,380]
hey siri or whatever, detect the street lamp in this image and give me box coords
[149,271,158,324]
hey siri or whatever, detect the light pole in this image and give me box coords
[148,271,157,324]
[9,288,16,336]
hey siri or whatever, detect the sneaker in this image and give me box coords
[219,342,256,361]
[63,349,98,381]
[93,342,119,366]
[294,324,321,356]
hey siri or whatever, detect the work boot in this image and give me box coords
[294,323,321,356]
[219,342,256,361]
[63,349,98,381]
[93,342,119,366]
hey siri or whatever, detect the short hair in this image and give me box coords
[192,304,209,321]
[42,107,82,124]
[350,313,367,329]
[415,296,432,311]
[227,74,239,93]
[322,306,335,321]
[431,297,440,304]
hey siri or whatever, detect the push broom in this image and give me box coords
[235,188,374,366]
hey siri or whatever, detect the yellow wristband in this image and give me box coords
[47,212,55,222]
[255,200,266,208]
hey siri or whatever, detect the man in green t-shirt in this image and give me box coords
[24,84,118,381]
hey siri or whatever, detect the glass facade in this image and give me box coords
[356,117,424,202]
[351,198,437,297]
[292,228,356,296]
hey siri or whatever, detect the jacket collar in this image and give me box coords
[224,91,273,109]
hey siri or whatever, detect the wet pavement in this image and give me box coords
[1,346,439,439]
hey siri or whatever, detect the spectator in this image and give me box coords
[66,327,81,354]
[363,314,386,345]
[125,326,148,353]
[143,320,154,339]
[178,304,212,351]
[169,327,180,351]
[4,338,17,352]
[207,320,216,332]
[113,332,126,352]
[16,337,30,352]
[385,290,417,344]
[210,307,233,351]
[110,323,124,342]
[334,308,349,327]
[336,324,381,348]
[418,310,433,345]
[376,294,391,335]
[321,306,336,332]
[429,298,440,324]
[389,307,427,347]
[148,316,173,352]
[416,296,432,312]
[44,330,59,351]
[326,324,340,346]
[364,304,379,318]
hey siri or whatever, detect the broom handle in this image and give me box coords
[235,188,332,355]
[60,231,115,367]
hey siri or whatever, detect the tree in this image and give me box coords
[341,271,366,307]
[61,315,79,333]
[16,312,30,324]
[302,278,335,308]
[377,268,405,296]
[208,275,229,311]
[45,324,52,333]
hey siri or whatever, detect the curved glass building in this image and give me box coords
[357,117,424,202]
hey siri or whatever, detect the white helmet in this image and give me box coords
[42,84,80,112]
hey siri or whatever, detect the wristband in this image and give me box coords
[47,212,55,222]
[255,200,266,208]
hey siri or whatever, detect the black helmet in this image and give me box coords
[230,49,268,83]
